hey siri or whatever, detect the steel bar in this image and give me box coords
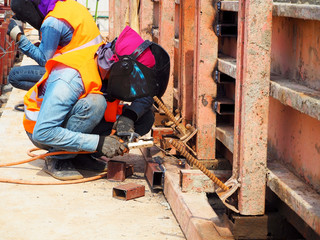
[112,183,145,201]
[107,160,126,182]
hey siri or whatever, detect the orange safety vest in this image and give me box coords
[23,0,103,133]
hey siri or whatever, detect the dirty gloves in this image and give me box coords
[7,18,24,42]
[113,115,135,136]
[96,135,127,158]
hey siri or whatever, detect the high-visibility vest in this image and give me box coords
[23,0,103,133]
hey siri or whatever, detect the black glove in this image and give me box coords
[7,18,24,42]
[112,115,135,136]
[95,135,127,158]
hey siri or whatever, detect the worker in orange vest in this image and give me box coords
[7,0,170,181]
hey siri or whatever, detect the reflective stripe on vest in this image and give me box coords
[53,35,103,58]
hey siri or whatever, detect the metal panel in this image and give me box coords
[145,161,164,190]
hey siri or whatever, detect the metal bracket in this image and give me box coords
[216,177,241,213]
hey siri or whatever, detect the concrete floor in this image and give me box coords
[0,56,185,240]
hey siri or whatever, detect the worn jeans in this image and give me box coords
[8,65,46,90]
[27,93,107,160]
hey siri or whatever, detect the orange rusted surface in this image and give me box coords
[177,0,195,122]
[268,97,320,193]
[193,0,217,160]
[234,0,272,215]
[271,17,320,91]
[139,0,153,40]
[158,0,175,111]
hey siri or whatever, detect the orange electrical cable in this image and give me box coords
[0,148,108,185]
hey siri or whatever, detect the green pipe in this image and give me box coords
[94,0,99,22]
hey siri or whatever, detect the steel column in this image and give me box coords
[139,0,153,41]
[158,0,175,111]
[193,0,217,160]
[234,0,272,215]
[108,0,115,40]
[178,0,195,122]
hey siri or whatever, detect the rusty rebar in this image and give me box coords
[167,138,229,191]
[153,96,184,133]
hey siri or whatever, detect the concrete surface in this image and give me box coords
[0,56,185,240]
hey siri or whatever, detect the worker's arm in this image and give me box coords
[17,17,73,67]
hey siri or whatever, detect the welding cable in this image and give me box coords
[0,148,107,185]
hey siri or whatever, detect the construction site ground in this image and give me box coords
[0,55,186,240]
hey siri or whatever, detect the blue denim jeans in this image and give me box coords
[8,65,46,90]
[27,93,107,160]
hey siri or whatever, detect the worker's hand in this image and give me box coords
[7,18,24,42]
[95,135,127,158]
[112,115,135,136]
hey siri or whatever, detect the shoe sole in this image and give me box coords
[43,168,84,181]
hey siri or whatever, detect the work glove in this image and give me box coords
[7,18,24,42]
[112,115,135,136]
[95,135,127,158]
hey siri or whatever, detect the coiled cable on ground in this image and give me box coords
[0,148,107,185]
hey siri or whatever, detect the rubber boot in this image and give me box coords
[44,158,83,181]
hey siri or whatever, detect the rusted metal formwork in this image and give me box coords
[192,0,217,160]
[233,0,272,215]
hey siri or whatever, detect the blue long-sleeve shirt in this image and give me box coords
[20,16,153,152]
[18,17,73,66]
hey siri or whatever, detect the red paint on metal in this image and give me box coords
[112,183,145,201]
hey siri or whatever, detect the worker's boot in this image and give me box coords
[71,154,108,172]
[44,158,83,181]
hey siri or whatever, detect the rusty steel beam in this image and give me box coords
[214,98,235,115]
[157,0,175,111]
[108,0,115,40]
[177,0,195,122]
[218,1,239,12]
[107,160,126,182]
[139,0,153,40]
[214,70,235,84]
[216,125,234,154]
[112,183,145,201]
[217,55,237,79]
[193,0,218,160]
[270,74,320,121]
[145,159,165,190]
[273,2,320,21]
[267,161,320,236]
[233,0,272,215]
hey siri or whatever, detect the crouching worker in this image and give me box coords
[20,1,170,181]
[20,0,126,181]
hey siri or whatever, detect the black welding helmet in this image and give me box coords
[10,0,61,30]
[97,26,170,102]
